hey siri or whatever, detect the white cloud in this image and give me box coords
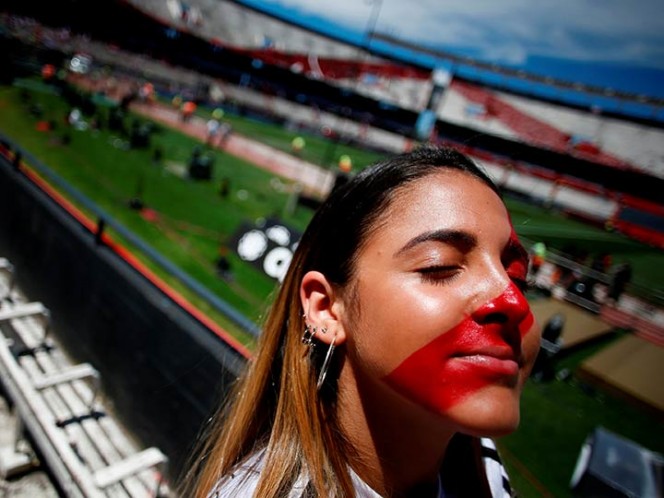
[261,0,664,67]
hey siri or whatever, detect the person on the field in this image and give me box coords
[607,262,632,304]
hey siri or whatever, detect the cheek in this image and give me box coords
[353,279,460,369]
[382,317,490,413]
[520,311,535,338]
[521,316,541,369]
[382,286,537,415]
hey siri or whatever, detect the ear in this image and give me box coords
[300,271,347,346]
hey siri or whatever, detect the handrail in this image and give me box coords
[0,133,261,338]
[521,236,664,308]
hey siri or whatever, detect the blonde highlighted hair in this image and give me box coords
[180,146,499,497]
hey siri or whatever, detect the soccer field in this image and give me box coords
[2,79,663,497]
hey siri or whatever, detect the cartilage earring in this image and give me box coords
[317,335,336,390]
[302,323,316,346]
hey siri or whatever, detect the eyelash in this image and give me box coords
[417,266,462,285]
[418,265,531,292]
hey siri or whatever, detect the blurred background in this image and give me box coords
[0,1,662,496]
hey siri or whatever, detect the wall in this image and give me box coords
[0,156,248,474]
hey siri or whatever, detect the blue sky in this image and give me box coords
[238,0,664,116]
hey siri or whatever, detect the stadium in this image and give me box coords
[0,0,662,496]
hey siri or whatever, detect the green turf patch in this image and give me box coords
[2,79,664,498]
[0,82,316,342]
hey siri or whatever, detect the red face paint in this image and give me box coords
[507,227,529,284]
[383,282,535,414]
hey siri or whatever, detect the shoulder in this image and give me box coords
[206,456,262,498]
[206,450,308,498]
[478,438,514,498]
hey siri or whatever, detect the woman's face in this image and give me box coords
[341,169,540,437]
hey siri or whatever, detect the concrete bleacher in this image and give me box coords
[125,0,426,108]
[129,0,365,59]
[341,77,433,113]
[477,158,619,222]
[447,80,574,154]
[127,0,664,180]
[60,31,634,228]
[504,91,664,178]
[0,258,169,497]
[22,0,664,182]
[442,86,521,138]
[598,120,664,177]
[118,0,664,180]
[8,8,655,234]
[441,81,664,179]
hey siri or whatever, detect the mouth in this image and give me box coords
[453,354,519,376]
[451,347,522,376]
[383,320,528,411]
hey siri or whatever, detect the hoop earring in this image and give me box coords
[302,323,317,345]
[317,335,336,390]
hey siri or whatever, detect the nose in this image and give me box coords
[471,281,532,335]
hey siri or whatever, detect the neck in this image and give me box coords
[337,365,455,497]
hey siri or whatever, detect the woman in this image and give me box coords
[184,146,540,497]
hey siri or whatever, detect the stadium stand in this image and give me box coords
[144,0,363,58]
[119,0,664,180]
[3,5,664,247]
[0,258,169,497]
[442,81,664,178]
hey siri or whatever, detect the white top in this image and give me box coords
[207,438,512,498]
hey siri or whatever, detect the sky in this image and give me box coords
[238,0,664,116]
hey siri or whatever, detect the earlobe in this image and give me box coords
[300,271,347,346]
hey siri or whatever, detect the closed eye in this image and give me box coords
[418,266,462,285]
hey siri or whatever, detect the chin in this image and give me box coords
[446,390,523,438]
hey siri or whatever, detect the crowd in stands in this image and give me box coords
[120,0,664,180]
[5,6,664,180]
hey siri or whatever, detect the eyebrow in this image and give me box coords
[395,229,478,257]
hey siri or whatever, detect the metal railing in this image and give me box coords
[521,237,664,311]
[0,133,261,338]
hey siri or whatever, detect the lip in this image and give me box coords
[453,344,519,361]
[452,354,520,376]
[451,345,522,375]
[384,314,532,412]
